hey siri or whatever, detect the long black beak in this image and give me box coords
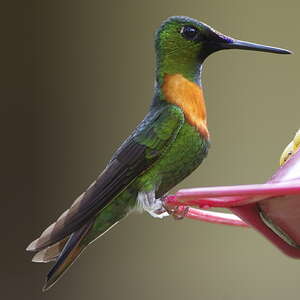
[222,39,292,54]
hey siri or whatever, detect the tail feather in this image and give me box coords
[32,237,68,263]
[43,220,94,291]
[26,190,88,252]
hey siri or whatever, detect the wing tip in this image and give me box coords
[26,239,38,251]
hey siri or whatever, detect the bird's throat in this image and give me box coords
[162,73,209,139]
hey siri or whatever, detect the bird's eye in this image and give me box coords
[180,26,198,41]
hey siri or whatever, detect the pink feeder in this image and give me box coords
[164,149,300,258]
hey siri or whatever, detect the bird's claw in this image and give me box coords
[163,204,189,220]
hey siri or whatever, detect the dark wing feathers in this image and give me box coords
[27,105,184,252]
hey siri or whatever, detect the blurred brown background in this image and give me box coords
[3,1,300,299]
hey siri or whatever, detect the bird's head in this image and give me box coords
[155,16,291,65]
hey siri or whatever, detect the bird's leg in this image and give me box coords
[137,191,190,220]
[137,191,169,219]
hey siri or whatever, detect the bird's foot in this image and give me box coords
[163,203,189,220]
[137,191,169,219]
[137,191,190,220]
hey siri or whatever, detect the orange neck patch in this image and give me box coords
[162,73,209,139]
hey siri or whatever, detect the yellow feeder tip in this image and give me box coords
[280,129,300,166]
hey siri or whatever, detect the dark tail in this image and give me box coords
[43,219,94,291]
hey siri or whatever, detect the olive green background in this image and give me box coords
[4,1,300,299]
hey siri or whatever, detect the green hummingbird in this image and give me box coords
[27,16,291,290]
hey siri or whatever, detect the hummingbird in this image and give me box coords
[27,16,291,290]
